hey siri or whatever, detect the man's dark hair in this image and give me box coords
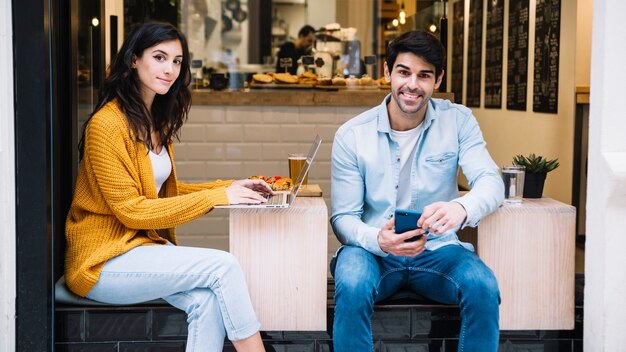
[386,30,445,78]
[298,25,316,38]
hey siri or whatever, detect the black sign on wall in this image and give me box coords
[451,1,464,104]
[485,0,504,109]
[124,0,179,35]
[466,0,483,107]
[507,0,530,111]
[533,0,561,114]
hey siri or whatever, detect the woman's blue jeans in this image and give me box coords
[332,245,500,352]
[86,244,261,352]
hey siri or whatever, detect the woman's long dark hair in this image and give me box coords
[78,22,192,159]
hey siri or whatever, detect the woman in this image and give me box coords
[65,22,269,351]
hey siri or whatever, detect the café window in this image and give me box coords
[70,0,446,178]
[117,0,446,82]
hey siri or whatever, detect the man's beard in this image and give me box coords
[393,87,429,115]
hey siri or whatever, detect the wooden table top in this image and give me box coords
[228,196,327,214]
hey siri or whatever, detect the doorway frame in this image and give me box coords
[13,0,72,349]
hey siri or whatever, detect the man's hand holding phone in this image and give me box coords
[377,215,427,257]
[418,201,467,235]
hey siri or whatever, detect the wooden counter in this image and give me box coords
[192,89,453,106]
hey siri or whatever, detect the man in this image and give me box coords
[330,30,504,351]
[275,25,315,75]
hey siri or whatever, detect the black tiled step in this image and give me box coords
[55,343,119,352]
[86,311,150,342]
[55,277,584,350]
[119,342,186,352]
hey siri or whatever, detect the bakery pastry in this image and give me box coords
[378,76,391,87]
[346,75,359,86]
[332,75,346,86]
[298,71,318,85]
[300,71,317,79]
[252,73,273,83]
[274,73,298,84]
[318,77,333,86]
[359,74,375,86]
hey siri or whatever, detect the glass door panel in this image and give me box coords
[71,0,103,180]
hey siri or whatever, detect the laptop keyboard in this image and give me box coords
[265,193,287,205]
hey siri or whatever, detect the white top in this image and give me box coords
[390,123,423,210]
[148,147,172,194]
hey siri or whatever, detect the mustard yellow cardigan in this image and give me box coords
[65,101,233,297]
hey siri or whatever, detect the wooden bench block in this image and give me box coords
[229,197,328,331]
[478,198,576,330]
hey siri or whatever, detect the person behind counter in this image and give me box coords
[275,24,315,75]
[64,22,270,352]
[330,30,504,351]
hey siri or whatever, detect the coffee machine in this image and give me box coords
[313,25,362,78]
[312,28,342,78]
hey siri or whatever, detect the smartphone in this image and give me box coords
[394,209,424,242]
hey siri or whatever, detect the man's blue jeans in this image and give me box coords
[332,245,500,352]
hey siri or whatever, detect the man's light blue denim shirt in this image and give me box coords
[330,95,504,257]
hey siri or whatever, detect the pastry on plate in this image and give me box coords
[346,75,359,86]
[274,73,298,84]
[359,74,375,86]
[317,77,333,86]
[298,71,318,85]
[300,71,318,80]
[378,76,391,87]
[331,75,346,86]
[252,73,273,83]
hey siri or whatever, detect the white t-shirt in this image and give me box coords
[148,147,172,194]
[390,123,423,210]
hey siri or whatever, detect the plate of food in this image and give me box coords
[249,175,293,191]
[250,72,317,89]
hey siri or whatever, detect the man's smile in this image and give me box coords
[400,90,424,101]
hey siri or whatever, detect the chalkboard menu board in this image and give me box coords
[533,0,561,114]
[466,0,483,107]
[451,1,464,104]
[507,0,530,111]
[485,0,504,109]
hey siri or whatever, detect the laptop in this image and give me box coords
[215,135,322,209]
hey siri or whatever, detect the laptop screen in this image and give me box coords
[289,134,322,202]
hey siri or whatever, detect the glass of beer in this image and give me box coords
[288,153,308,186]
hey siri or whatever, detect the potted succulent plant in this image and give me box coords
[512,153,560,198]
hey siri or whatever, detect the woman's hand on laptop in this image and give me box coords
[226,179,274,205]
[232,179,274,195]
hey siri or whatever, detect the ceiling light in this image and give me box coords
[392,19,399,27]
[429,24,437,32]
[91,17,100,27]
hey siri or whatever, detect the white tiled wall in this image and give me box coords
[174,104,370,266]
